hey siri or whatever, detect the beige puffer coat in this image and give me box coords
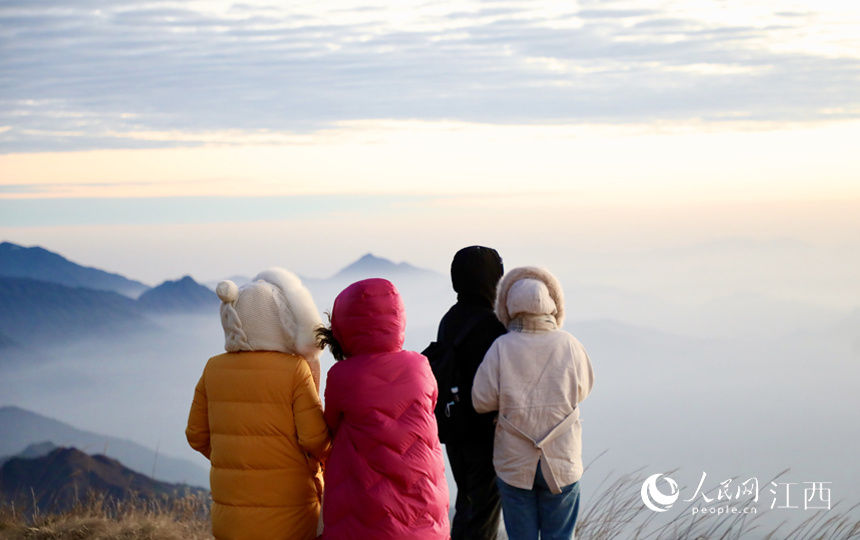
[472,266,594,492]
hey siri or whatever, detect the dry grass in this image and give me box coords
[573,461,860,540]
[1,471,858,539]
[0,492,211,540]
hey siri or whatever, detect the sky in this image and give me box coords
[2,0,860,153]
[1,0,859,301]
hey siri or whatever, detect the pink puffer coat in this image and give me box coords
[322,278,450,540]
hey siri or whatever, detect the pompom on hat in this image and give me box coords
[216,280,240,303]
[217,268,323,387]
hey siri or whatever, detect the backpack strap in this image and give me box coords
[498,409,580,494]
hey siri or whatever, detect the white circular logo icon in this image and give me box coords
[641,473,680,512]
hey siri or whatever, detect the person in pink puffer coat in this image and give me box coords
[316,278,450,540]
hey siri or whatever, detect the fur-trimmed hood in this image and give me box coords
[216,268,322,361]
[495,266,565,328]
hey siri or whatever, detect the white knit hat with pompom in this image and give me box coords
[216,268,322,361]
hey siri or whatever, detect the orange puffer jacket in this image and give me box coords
[186,351,330,540]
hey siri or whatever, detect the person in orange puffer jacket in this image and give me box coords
[186,268,330,540]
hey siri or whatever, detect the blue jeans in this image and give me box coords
[497,463,580,540]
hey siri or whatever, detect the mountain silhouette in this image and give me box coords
[0,441,57,467]
[137,275,217,313]
[0,447,206,512]
[0,277,150,345]
[205,275,251,290]
[0,406,209,488]
[332,253,438,280]
[0,244,443,350]
[0,242,148,298]
[0,275,217,349]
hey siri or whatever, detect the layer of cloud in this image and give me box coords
[1,0,859,152]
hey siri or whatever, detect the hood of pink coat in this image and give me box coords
[331,278,405,357]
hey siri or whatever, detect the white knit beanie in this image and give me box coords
[215,268,322,360]
[505,278,558,320]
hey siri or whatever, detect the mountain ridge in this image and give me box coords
[0,446,206,512]
[331,252,439,280]
[0,241,149,298]
[0,273,219,350]
[0,277,151,346]
[0,406,209,488]
[3,241,439,291]
[0,441,57,467]
[138,275,217,313]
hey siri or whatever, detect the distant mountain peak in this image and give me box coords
[166,275,197,286]
[351,253,397,268]
[346,253,390,266]
[0,406,209,488]
[333,253,436,280]
[204,275,251,289]
[0,278,148,346]
[0,440,57,467]
[0,241,149,298]
[19,441,57,457]
[136,275,217,313]
[0,445,206,512]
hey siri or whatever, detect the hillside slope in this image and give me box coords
[331,253,439,281]
[137,276,217,313]
[0,447,206,512]
[0,277,150,344]
[0,406,209,488]
[0,242,148,298]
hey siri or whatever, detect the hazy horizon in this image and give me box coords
[3,193,859,311]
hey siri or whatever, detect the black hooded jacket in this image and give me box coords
[435,246,507,443]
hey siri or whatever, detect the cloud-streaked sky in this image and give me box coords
[1,0,858,303]
[2,0,859,153]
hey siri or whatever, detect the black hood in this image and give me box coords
[450,246,504,306]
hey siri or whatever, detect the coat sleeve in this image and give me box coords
[185,371,211,460]
[471,339,501,414]
[292,359,331,460]
[572,337,595,404]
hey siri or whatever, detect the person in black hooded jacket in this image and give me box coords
[434,245,507,540]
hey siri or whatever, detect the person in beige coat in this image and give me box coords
[472,266,594,540]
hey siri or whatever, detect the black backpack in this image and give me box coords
[422,314,484,444]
